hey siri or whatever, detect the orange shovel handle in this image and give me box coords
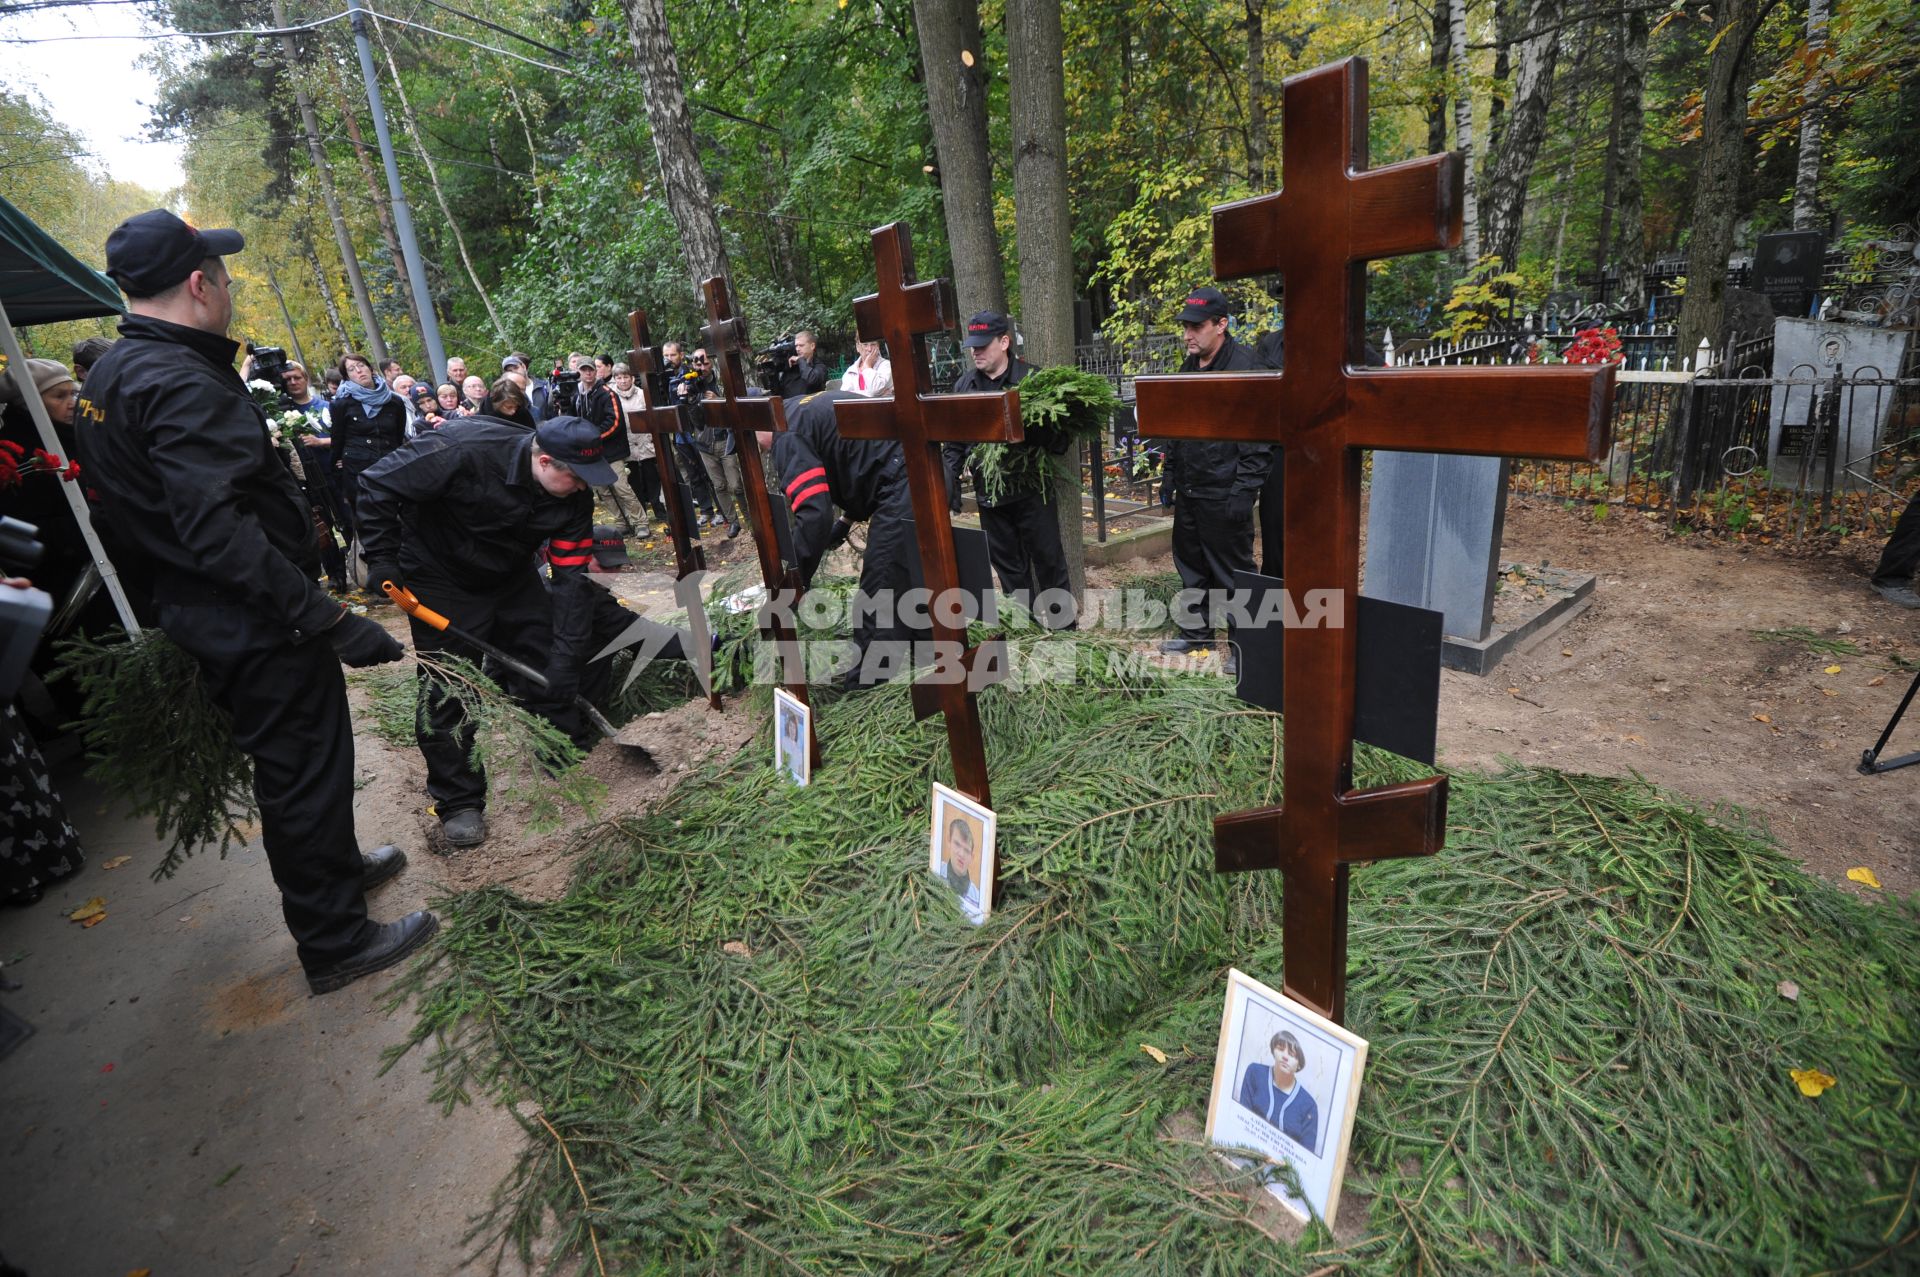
[381,580,450,631]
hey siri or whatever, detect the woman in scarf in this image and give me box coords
[329,352,409,530]
[609,362,667,527]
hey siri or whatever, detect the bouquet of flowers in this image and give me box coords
[270,408,323,446]
[0,439,81,489]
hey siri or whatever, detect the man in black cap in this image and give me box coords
[1161,286,1272,673]
[78,209,431,996]
[942,311,1074,627]
[356,414,606,848]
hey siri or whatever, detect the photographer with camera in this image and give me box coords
[776,330,829,399]
[78,209,429,994]
[663,342,720,525]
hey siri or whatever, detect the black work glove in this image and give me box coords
[367,561,403,595]
[825,517,854,552]
[328,612,405,667]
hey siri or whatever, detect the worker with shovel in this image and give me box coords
[358,415,609,848]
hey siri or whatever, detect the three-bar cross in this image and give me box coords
[833,223,1025,809]
[1133,58,1613,1023]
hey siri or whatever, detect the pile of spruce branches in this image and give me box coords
[388,632,1920,1276]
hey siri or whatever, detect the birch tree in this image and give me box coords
[615,0,732,289]
[1478,0,1563,269]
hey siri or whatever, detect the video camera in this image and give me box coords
[0,516,51,702]
[754,337,797,394]
[550,366,582,415]
[247,343,292,397]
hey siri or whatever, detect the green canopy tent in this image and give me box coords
[0,193,138,631]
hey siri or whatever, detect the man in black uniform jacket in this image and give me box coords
[777,331,830,399]
[78,209,428,996]
[760,389,920,687]
[1161,287,1273,673]
[357,416,608,849]
[941,311,1075,627]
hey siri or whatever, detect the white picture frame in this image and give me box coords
[1204,967,1368,1225]
[773,688,810,786]
[928,782,996,925]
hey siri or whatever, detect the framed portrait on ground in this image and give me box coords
[1204,967,1368,1224]
[773,688,809,786]
[928,783,995,925]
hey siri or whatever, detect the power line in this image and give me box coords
[0,9,349,41]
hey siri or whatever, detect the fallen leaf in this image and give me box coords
[1790,1067,1836,1097]
[1824,664,1842,675]
[1139,1043,1168,1064]
[1561,648,1574,657]
[1777,980,1799,1001]
[128,1270,152,1277]
[721,940,753,957]
[1820,687,1838,697]
[82,913,107,929]
[68,897,106,923]
[1846,867,1883,890]
[1868,676,1886,687]
[1752,713,1771,724]
[102,856,132,871]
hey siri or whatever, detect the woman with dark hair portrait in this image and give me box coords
[1238,1028,1319,1147]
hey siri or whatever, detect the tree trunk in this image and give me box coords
[373,19,511,346]
[912,0,1007,317]
[1478,0,1562,268]
[1007,0,1083,597]
[1592,20,1626,287]
[1428,0,1451,154]
[1792,0,1829,230]
[1613,7,1650,310]
[1449,0,1481,264]
[615,0,732,289]
[296,218,353,352]
[1676,0,1778,361]
[273,0,384,363]
[504,78,542,208]
[1548,151,1576,291]
[1245,0,1268,187]
[321,53,429,346]
[262,258,307,367]
[1487,0,1513,153]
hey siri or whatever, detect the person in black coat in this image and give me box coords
[328,352,410,535]
[777,331,830,399]
[1159,288,1273,670]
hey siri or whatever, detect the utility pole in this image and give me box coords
[272,0,386,363]
[347,0,447,379]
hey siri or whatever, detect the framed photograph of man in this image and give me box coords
[773,688,810,786]
[928,783,995,925]
[1204,968,1368,1224]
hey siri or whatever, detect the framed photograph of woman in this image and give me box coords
[773,688,810,786]
[1204,968,1368,1224]
[928,783,995,925]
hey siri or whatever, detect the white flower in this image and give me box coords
[248,379,280,394]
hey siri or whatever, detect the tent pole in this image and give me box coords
[0,300,141,635]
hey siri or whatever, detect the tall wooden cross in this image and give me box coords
[626,308,705,579]
[698,277,818,768]
[833,223,1025,809]
[623,307,723,712]
[1133,57,1613,1024]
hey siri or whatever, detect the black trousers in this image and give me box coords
[407,566,566,816]
[847,501,928,688]
[578,581,691,712]
[980,492,1074,625]
[160,601,370,969]
[625,456,668,521]
[1258,456,1285,578]
[1171,494,1254,639]
[1873,492,1920,586]
[675,440,717,514]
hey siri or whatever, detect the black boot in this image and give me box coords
[361,844,407,890]
[305,911,440,994]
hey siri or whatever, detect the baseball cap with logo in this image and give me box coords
[105,209,245,298]
[1176,286,1233,324]
[534,415,618,486]
[961,310,1010,348]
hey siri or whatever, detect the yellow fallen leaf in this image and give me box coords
[1847,867,1883,890]
[1139,1043,1168,1064]
[1561,648,1574,657]
[1824,664,1842,675]
[1752,713,1771,724]
[82,912,107,928]
[1790,1067,1835,1098]
[102,856,132,871]
[69,896,106,923]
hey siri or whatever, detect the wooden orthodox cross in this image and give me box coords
[1133,58,1613,1023]
[698,277,818,768]
[622,307,722,711]
[833,222,1025,810]
[626,308,705,579]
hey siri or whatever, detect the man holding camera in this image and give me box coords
[79,209,430,996]
[777,331,829,399]
[1160,287,1271,673]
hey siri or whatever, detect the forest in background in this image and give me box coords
[2,0,1916,376]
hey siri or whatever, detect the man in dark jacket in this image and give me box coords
[761,389,919,687]
[1160,287,1273,672]
[357,415,605,849]
[777,331,830,399]
[941,311,1074,627]
[77,209,428,996]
